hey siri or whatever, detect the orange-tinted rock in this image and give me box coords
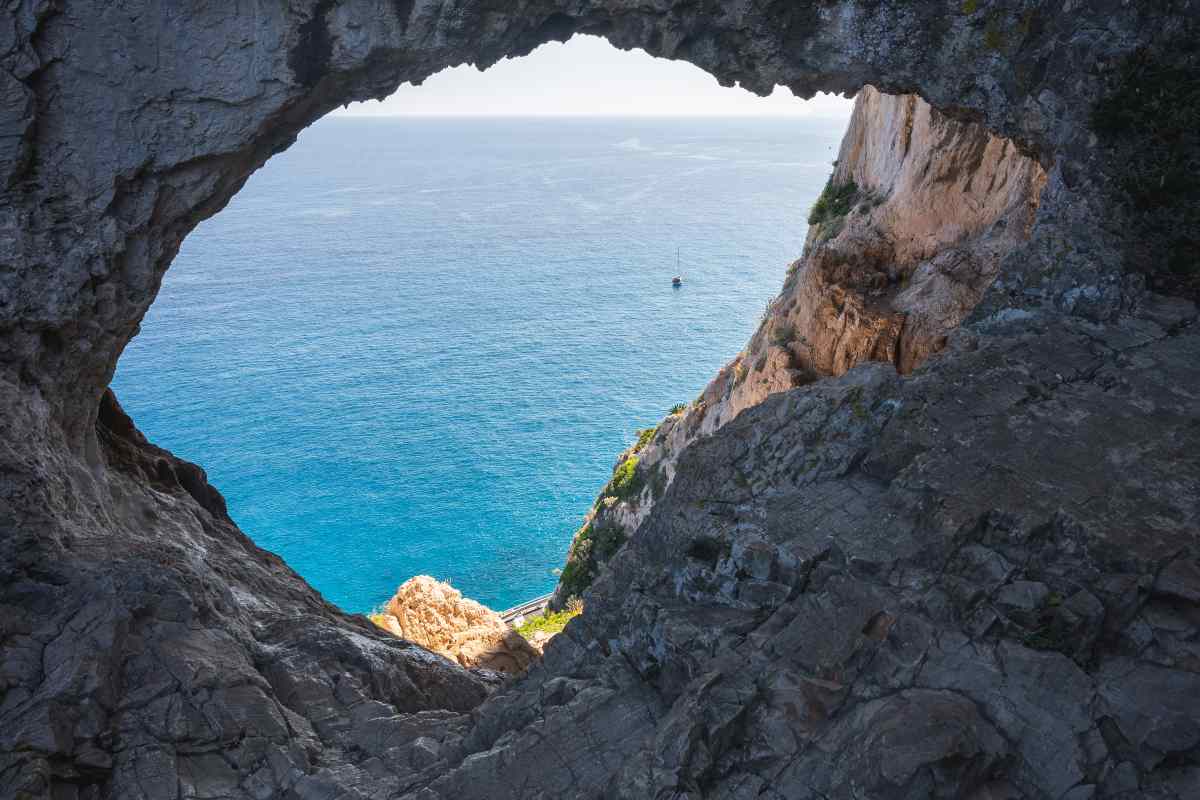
[379,576,538,675]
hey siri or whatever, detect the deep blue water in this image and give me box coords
[112,115,849,612]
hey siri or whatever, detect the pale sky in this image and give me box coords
[338,35,853,117]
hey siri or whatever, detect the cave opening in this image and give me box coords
[108,34,857,615]
[13,6,1192,798]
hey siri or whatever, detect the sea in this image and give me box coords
[112,114,850,613]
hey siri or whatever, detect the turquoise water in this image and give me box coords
[112,115,848,612]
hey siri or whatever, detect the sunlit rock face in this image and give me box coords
[377,576,539,675]
[1,1,1198,799]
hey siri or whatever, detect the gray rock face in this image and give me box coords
[1,1,1198,799]
[429,307,1200,799]
[1,390,494,798]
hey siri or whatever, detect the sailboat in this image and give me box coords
[672,246,683,288]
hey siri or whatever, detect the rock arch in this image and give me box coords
[1,1,1161,447]
[2,3,1197,799]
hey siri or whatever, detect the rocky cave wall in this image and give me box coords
[2,1,1198,799]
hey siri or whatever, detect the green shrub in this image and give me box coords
[770,321,796,347]
[984,14,1005,50]
[555,522,627,599]
[807,179,859,227]
[633,426,658,453]
[609,456,643,501]
[668,403,687,415]
[557,558,587,599]
[515,601,582,640]
[589,524,625,563]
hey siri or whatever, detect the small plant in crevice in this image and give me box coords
[668,403,687,415]
[845,385,869,421]
[808,178,860,228]
[770,320,796,347]
[608,455,643,502]
[983,12,1005,50]
[759,296,777,323]
[633,425,658,453]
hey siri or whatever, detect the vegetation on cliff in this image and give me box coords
[515,599,583,641]
[607,455,643,501]
[807,178,860,228]
[806,177,885,241]
[557,520,627,601]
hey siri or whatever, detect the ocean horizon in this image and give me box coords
[112,113,850,613]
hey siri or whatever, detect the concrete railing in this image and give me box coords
[499,593,553,626]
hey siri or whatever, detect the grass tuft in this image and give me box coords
[515,599,583,640]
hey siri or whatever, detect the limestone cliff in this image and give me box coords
[373,576,539,675]
[2,2,1198,799]
[553,86,1047,607]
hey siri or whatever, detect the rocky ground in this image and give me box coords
[423,300,1200,798]
[2,1,1197,798]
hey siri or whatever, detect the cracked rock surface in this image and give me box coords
[1,1,1198,798]
[430,303,1200,799]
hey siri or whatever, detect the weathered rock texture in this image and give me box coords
[554,86,1048,606]
[375,577,539,675]
[1,390,492,798]
[2,1,1198,799]
[456,303,1200,799]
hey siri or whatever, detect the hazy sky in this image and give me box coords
[338,35,854,117]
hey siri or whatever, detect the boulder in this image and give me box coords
[378,576,539,675]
